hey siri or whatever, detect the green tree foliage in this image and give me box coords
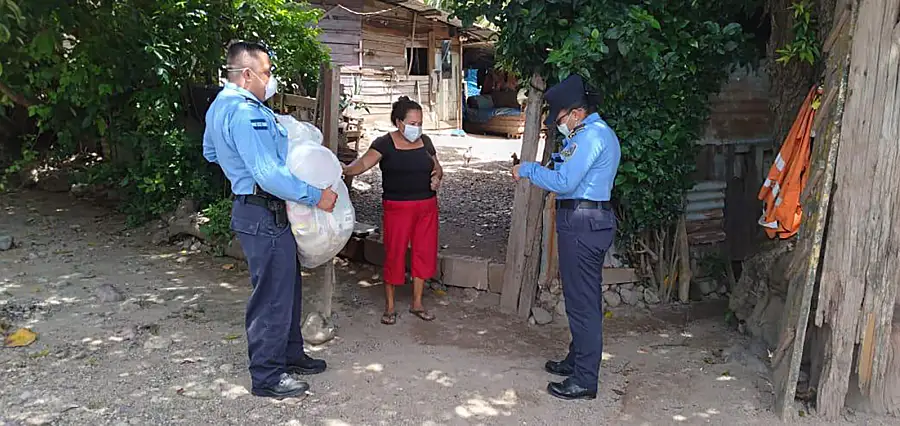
[447,0,757,239]
[0,0,327,224]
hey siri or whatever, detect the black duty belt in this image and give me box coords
[556,199,612,210]
[238,186,288,228]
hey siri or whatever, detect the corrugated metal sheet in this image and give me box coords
[686,181,727,245]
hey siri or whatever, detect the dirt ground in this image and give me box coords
[0,190,893,426]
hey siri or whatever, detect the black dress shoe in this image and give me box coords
[547,378,597,400]
[544,359,574,377]
[251,373,310,399]
[287,353,327,375]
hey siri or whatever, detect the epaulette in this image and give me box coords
[567,123,588,139]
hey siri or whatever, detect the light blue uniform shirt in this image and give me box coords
[519,113,621,201]
[203,83,322,206]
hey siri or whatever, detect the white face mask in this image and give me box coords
[231,68,277,101]
[263,74,278,100]
[557,112,573,138]
[402,124,422,142]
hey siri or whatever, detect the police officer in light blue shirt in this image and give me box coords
[203,41,337,399]
[512,74,621,400]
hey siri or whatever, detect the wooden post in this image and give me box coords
[500,73,547,317]
[676,214,692,303]
[813,0,900,418]
[772,37,851,421]
[457,39,464,129]
[300,63,341,345]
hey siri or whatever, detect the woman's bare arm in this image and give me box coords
[343,149,382,177]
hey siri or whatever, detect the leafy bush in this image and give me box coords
[447,0,757,239]
[0,0,327,225]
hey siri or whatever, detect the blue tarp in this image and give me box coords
[465,69,480,98]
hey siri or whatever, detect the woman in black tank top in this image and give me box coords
[342,97,443,325]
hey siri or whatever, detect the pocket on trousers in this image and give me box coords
[588,217,614,232]
[230,216,260,236]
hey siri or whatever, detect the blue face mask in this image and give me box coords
[402,124,422,142]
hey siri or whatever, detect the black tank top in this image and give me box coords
[371,133,437,201]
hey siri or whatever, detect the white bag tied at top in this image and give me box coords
[276,114,355,268]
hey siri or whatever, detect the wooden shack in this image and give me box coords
[310,0,491,130]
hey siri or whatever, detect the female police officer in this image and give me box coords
[512,74,621,400]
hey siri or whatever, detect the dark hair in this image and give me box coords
[390,96,423,126]
[568,90,601,115]
[226,41,269,72]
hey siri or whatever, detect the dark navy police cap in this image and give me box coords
[544,74,587,126]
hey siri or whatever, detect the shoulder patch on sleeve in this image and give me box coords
[560,142,578,160]
[250,118,269,131]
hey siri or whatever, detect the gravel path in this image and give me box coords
[348,131,524,261]
[0,190,892,425]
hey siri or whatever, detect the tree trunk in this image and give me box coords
[814,0,900,418]
[500,73,548,317]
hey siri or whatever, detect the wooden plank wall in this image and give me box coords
[312,0,364,67]
[313,0,463,128]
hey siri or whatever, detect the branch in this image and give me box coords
[0,81,35,108]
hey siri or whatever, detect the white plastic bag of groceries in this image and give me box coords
[276,114,355,268]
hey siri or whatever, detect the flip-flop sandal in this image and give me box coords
[381,312,397,325]
[409,309,435,322]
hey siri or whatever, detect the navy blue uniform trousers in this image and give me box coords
[556,205,616,392]
[230,197,305,389]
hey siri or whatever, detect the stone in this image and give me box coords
[538,291,555,308]
[143,336,171,350]
[441,255,490,290]
[549,278,562,295]
[219,363,234,373]
[51,279,72,289]
[462,288,479,302]
[531,307,553,325]
[25,414,55,425]
[621,283,635,291]
[487,262,505,294]
[95,284,125,303]
[70,183,90,197]
[177,386,216,400]
[117,326,137,341]
[643,288,661,305]
[695,278,719,295]
[0,235,14,251]
[619,287,640,305]
[717,284,729,295]
[36,171,71,193]
[603,290,622,307]
[555,298,567,317]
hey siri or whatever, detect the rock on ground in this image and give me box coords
[531,306,553,325]
[619,287,640,306]
[94,283,125,303]
[604,290,622,308]
[0,235,13,251]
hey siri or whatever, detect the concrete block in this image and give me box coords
[603,268,639,285]
[363,236,385,266]
[338,237,365,262]
[488,262,505,294]
[441,255,490,290]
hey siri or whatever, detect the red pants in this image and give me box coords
[382,197,439,285]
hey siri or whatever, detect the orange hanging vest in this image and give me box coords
[758,85,820,239]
